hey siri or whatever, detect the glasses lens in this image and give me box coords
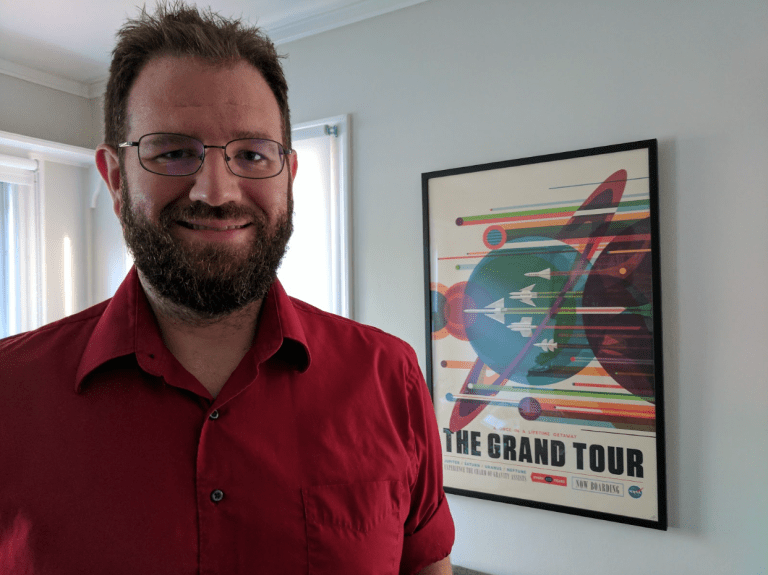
[139,134,203,176]
[226,139,285,178]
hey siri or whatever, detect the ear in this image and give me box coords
[95,144,123,220]
[288,149,298,181]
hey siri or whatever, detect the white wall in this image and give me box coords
[281,1,767,574]
[90,174,128,305]
[0,74,97,149]
[40,160,91,321]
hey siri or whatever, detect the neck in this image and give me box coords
[138,270,264,398]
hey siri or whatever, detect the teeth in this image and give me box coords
[188,224,246,231]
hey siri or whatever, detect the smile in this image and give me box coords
[178,221,251,231]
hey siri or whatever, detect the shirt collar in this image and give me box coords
[252,277,311,373]
[75,268,311,393]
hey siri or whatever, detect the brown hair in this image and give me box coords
[103,2,291,150]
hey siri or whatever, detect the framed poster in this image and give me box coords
[422,140,667,529]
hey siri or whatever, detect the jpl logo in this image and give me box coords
[628,486,643,499]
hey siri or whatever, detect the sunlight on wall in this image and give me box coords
[63,235,73,316]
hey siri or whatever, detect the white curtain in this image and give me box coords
[278,118,350,317]
[279,132,333,311]
[1,158,43,338]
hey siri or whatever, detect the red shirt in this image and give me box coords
[0,268,453,574]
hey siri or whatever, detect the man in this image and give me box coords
[0,4,454,574]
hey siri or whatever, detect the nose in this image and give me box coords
[187,147,243,206]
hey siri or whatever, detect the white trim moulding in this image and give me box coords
[0,0,429,97]
[267,0,429,44]
[0,130,95,167]
[0,58,89,98]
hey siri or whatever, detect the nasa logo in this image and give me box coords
[628,486,643,499]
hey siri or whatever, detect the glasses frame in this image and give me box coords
[118,132,294,180]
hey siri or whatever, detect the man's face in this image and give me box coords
[108,55,297,317]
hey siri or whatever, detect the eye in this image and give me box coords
[155,147,200,162]
[225,139,285,177]
[140,135,202,164]
[235,149,265,163]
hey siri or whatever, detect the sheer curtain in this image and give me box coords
[0,157,43,339]
[278,116,350,317]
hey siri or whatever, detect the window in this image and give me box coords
[1,129,95,338]
[278,115,351,317]
[0,155,43,338]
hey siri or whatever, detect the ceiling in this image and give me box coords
[0,0,428,98]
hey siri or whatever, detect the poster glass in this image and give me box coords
[422,140,667,529]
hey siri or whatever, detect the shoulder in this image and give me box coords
[288,297,418,361]
[0,300,110,375]
[285,298,426,399]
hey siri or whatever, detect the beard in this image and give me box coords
[120,181,293,319]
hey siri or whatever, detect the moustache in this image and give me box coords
[159,201,263,226]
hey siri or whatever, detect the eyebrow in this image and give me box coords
[231,130,278,141]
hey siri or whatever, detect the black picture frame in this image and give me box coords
[422,140,667,530]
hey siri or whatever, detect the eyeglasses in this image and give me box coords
[119,133,293,179]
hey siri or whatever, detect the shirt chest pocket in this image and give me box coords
[302,480,406,575]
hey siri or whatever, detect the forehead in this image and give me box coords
[126,55,282,140]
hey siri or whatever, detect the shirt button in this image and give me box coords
[209,410,220,420]
[210,489,224,503]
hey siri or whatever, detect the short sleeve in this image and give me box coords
[399,346,455,575]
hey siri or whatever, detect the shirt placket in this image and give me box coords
[196,404,228,575]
